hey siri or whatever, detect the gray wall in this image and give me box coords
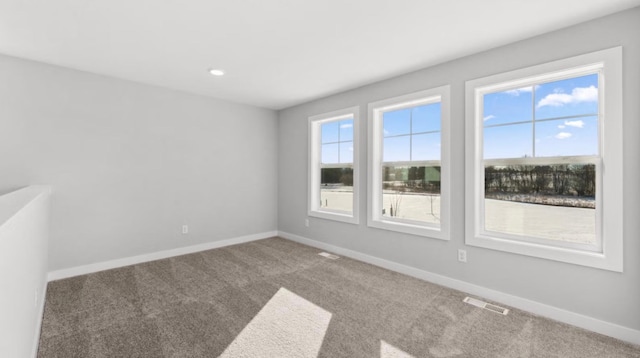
[277,8,640,330]
[0,55,278,271]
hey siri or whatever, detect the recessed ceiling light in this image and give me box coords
[208,69,225,76]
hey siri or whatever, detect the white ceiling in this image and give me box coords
[1,0,639,110]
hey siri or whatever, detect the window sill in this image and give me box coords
[308,209,359,225]
[368,218,447,240]
[466,233,622,272]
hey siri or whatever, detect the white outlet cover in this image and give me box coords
[458,249,467,262]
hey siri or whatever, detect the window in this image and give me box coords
[368,86,450,239]
[465,47,623,271]
[308,106,359,224]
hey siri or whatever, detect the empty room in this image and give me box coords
[1,1,639,357]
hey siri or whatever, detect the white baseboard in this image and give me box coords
[47,231,278,281]
[278,231,640,346]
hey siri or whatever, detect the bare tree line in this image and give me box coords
[382,166,441,194]
[321,168,353,186]
[485,164,596,197]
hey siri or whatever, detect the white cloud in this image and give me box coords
[557,125,566,129]
[555,132,572,139]
[564,120,585,128]
[537,85,598,108]
[572,86,599,102]
[483,114,496,121]
[340,123,353,129]
[504,85,540,96]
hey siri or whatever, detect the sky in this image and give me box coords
[483,73,599,159]
[321,103,443,164]
[382,103,441,162]
[320,73,599,165]
[321,119,353,164]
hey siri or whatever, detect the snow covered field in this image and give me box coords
[320,189,595,245]
[484,199,595,245]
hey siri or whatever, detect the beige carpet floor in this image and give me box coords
[38,237,640,357]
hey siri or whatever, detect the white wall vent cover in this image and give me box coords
[463,297,509,315]
[318,252,340,260]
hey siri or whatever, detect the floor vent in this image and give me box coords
[318,252,340,260]
[463,297,509,315]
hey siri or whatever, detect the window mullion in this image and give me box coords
[484,155,598,166]
[532,85,536,158]
[409,108,413,161]
[337,120,341,164]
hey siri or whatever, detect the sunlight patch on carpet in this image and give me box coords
[219,287,332,358]
[381,340,415,358]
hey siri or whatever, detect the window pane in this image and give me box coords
[383,136,410,162]
[321,143,339,164]
[484,123,533,159]
[383,108,411,137]
[484,163,596,245]
[535,116,598,157]
[321,121,339,143]
[381,165,441,224]
[412,132,440,161]
[320,167,353,212]
[339,141,353,164]
[412,103,441,133]
[339,119,353,141]
[483,87,533,126]
[535,74,598,120]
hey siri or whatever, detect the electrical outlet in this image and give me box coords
[182,225,188,234]
[305,219,310,227]
[458,249,467,263]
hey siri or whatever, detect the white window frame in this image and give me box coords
[368,86,451,239]
[308,106,360,224]
[465,47,623,271]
